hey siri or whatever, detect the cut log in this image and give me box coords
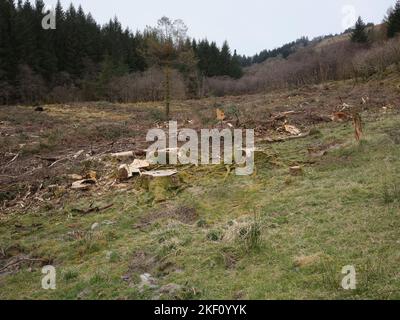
[284,124,301,136]
[67,174,83,181]
[117,159,150,181]
[85,170,97,180]
[73,150,84,159]
[216,108,225,121]
[289,166,303,176]
[71,179,96,190]
[353,113,363,142]
[132,159,150,169]
[111,151,134,160]
[331,112,350,122]
[118,164,140,181]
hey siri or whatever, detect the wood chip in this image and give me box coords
[118,164,140,181]
[132,159,150,169]
[68,174,83,181]
[289,166,303,176]
[141,170,178,178]
[284,124,301,136]
[216,108,225,121]
[71,179,96,190]
[111,151,134,159]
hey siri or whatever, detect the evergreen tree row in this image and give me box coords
[236,37,310,67]
[387,0,400,38]
[192,39,243,78]
[0,0,243,104]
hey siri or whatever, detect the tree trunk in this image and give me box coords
[164,65,171,120]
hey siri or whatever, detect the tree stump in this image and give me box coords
[289,166,303,176]
[139,170,181,202]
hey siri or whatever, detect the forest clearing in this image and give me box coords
[1,72,400,299]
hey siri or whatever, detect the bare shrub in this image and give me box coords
[17,65,47,104]
[49,85,81,103]
[107,67,186,102]
[0,81,13,105]
[204,40,374,96]
[353,37,400,79]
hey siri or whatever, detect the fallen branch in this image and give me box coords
[111,151,134,160]
[4,152,20,167]
[49,157,70,168]
[35,155,59,162]
[39,150,84,168]
[0,257,46,273]
[0,167,43,179]
[72,203,114,215]
[259,131,311,143]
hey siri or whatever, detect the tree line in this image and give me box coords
[204,0,400,97]
[3,0,400,105]
[237,37,310,67]
[351,1,400,44]
[0,0,243,105]
[239,0,400,66]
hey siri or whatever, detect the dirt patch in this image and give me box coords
[307,141,344,158]
[384,127,400,145]
[293,253,325,269]
[1,77,398,217]
[0,245,49,276]
[134,206,198,230]
[128,251,159,275]
[222,250,239,270]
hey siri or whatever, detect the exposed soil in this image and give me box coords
[134,205,198,230]
[1,76,399,216]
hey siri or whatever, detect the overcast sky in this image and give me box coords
[45,0,395,56]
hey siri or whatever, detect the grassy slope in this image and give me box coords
[1,106,400,300]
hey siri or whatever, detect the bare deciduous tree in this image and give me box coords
[146,17,191,119]
[17,65,46,104]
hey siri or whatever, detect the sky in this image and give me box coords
[44,0,395,56]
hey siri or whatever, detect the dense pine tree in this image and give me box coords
[193,39,243,78]
[230,50,243,78]
[248,37,309,65]
[0,0,243,104]
[0,0,17,82]
[351,17,368,43]
[386,1,400,38]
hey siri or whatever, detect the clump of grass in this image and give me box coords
[321,261,341,291]
[382,180,400,204]
[196,219,208,228]
[309,127,322,137]
[207,230,222,242]
[63,269,79,282]
[74,232,105,257]
[226,104,241,124]
[107,251,120,263]
[89,273,106,285]
[238,212,262,251]
[94,123,132,140]
[148,108,167,122]
[199,113,217,126]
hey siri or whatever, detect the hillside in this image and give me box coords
[1,73,400,299]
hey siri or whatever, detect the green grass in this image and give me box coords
[1,112,400,300]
